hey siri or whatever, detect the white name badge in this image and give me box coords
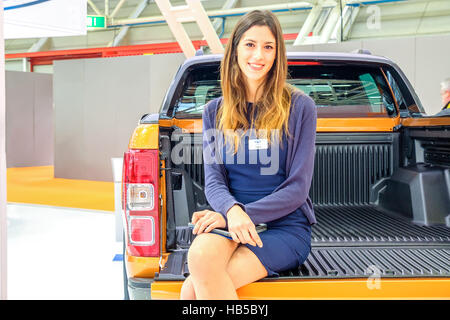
[248,138,268,150]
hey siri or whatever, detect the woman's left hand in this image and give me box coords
[191,210,227,235]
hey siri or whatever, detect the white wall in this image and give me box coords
[53,53,185,182]
[5,71,53,167]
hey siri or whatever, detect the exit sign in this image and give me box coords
[87,15,106,28]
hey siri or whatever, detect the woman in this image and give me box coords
[180,10,317,300]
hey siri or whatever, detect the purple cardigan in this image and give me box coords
[202,91,317,226]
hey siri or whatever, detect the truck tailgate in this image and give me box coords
[153,205,450,299]
[151,276,450,300]
[152,245,450,299]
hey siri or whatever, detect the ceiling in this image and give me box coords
[4,0,450,54]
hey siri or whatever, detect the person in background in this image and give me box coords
[441,78,450,111]
[434,78,450,116]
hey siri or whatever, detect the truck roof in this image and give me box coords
[181,51,395,68]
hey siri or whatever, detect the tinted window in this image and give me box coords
[287,64,396,117]
[174,62,398,118]
[174,65,220,117]
[382,66,423,114]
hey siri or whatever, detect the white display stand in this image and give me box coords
[0,0,87,300]
[1,0,7,301]
[111,158,124,242]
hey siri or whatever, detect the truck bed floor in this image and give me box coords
[312,205,450,245]
[160,205,450,281]
[176,205,450,247]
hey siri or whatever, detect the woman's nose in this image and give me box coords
[253,46,263,60]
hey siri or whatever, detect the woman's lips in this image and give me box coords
[248,63,264,71]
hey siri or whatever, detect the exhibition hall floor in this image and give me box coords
[6,166,114,211]
[6,203,124,300]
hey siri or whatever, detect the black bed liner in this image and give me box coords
[312,205,450,245]
[175,205,450,248]
[156,246,450,281]
[155,205,450,281]
[291,246,450,279]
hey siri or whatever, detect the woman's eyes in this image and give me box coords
[245,43,273,50]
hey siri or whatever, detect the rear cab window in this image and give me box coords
[172,61,417,119]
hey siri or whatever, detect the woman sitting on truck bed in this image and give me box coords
[180,10,318,300]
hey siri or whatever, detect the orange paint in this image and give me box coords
[6,166,114,211]
[159,117,402,133]
[151,278,450,300]
[128,124,159,149]
[401,117,450,127]
[160,159,167,254]
[125,251,171,278]
[125,251,160,278]
[316,117,400,132]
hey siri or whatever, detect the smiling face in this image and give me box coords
[236,25,277,94]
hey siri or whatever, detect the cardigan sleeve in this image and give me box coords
[242,94,317,225]
[202,99,246,228]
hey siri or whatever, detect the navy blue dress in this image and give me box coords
[222,102,311,277]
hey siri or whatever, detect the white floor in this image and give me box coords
[5,203,124,300]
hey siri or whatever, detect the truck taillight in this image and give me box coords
[129,216,155,244]
[122,149,160,257]
[127,184,154,211]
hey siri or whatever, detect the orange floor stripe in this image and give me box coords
[6,166,114,211]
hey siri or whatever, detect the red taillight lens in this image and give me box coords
[130,216,155,244]
[122,149,160,257]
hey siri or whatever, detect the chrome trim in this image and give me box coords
[126,183,154,211]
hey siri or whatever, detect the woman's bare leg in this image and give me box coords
[226,245,268,290]
[180,275,196,300]
[180,244,268,299]
[186,233,239,300]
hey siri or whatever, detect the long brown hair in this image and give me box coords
[218,10,299,154]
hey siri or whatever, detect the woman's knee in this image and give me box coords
[187,243,221,276]
[187,234,236,277]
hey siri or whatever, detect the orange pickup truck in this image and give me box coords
[121,51,450,300]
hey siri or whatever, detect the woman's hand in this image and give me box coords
[191,209,227,235]
[226,205,263,248]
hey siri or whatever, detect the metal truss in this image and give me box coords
[154,0,224,58]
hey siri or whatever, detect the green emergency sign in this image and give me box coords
[87,15,106,28]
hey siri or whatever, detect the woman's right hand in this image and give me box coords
[226,205,263,248]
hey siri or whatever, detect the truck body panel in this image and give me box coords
[151,278,450,300]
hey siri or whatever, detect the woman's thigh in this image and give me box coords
[226,245,268,290]
[188,233,239,274]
